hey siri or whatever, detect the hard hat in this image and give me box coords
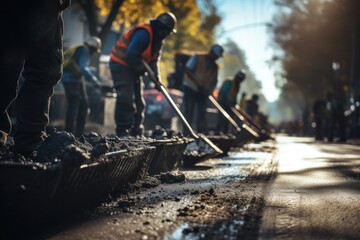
[235,70,246,81]
[156,12,177,33]
[210,44,224,58]
[84,36,102,53]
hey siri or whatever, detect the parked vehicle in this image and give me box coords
[143,88,183,131]
[143,88,219,132]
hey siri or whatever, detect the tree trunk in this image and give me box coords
[98,0,125,44]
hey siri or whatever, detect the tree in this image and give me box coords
[72,0,125,44]
[70,0,222,84]
[220,39,266,112]
[269,0,358,122]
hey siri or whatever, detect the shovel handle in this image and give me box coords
[208,95,241,132]
[141,59,199,139]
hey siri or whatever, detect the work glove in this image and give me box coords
[152,77,162,92]
[134,64,147,76]
[100,84,115,93]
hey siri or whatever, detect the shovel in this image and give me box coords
[208,95,242,133]
[234,106,274,141]
[208,95,257,148]
[230,106,261,142]
[141,60,222,165]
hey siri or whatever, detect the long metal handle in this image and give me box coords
[141,59,199,139]
[230,107,260,138]
[208,95,241,132]
[234,105,262,130]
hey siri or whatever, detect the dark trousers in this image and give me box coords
[0,1,63,152]
[109,62,145,136]
[216,100,232,133]
[183,86,207,133]
[314,116,323,140]
[63,81,89,137]
[325,113,336,142]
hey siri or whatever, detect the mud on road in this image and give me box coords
[34,141,277,240]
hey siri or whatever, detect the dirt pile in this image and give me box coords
[0,130,156,165]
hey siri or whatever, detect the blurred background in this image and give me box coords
[50,0,360,140]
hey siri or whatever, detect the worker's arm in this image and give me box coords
[184,55,199,84]
[207,70,218,95]
[149,48,161,84]
[218,80,231,102]
[126,29,150,75]
[77,47,101,86]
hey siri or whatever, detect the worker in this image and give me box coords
[217,70,246,133]
[0,1,70,155]
[239,92,247,110]
[62,36,103,137]
[109,12,177,137]
[246,94,260,119]
[183,44,224,133]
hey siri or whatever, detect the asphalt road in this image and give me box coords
[34,141,276,240]
[260,136,360,240]
[14,135,360,239]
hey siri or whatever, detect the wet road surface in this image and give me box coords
[36,141,276,240]
[260,136,360,240]
[15,135,360,239]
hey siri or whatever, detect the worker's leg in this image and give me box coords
[63,82,82,135]
[75,81,89,137]
[14,2,63,153]
[0,3,24,145]
[196,92,208,133]
[110,62,138,136]
[133,77,145,136]
[183,86,197,133]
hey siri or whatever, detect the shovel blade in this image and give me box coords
[182,135,223,166]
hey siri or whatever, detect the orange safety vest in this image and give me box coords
[110,24,158,67]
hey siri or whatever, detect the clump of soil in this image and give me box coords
[0,130,155,165]
[145,126,188,141]
[36,131,92,164]
[0,140,34,164]
[155,171,187,184]
[183,137,217,158]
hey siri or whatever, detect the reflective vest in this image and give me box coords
[183,54,218,92]
[63,45,84,78]
[110,24,158,66]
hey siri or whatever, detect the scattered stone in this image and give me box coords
[183,137,217,157]
[208,188,215,195]
[191,190,200,195]
[91,142,110,157]
[156,171,186,184]
[117,200,134,208]
[140,176,161,188]
[182,228,192,235]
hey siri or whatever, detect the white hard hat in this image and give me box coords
[85,36,102,53]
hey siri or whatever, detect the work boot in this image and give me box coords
[0,112,11,146]
[116,129,130,138]
[131,128,144,138]
[13,133,47,156]
[0,130,7,146]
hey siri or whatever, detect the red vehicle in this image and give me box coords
[143,88,220,132]
[143,88,184,130]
